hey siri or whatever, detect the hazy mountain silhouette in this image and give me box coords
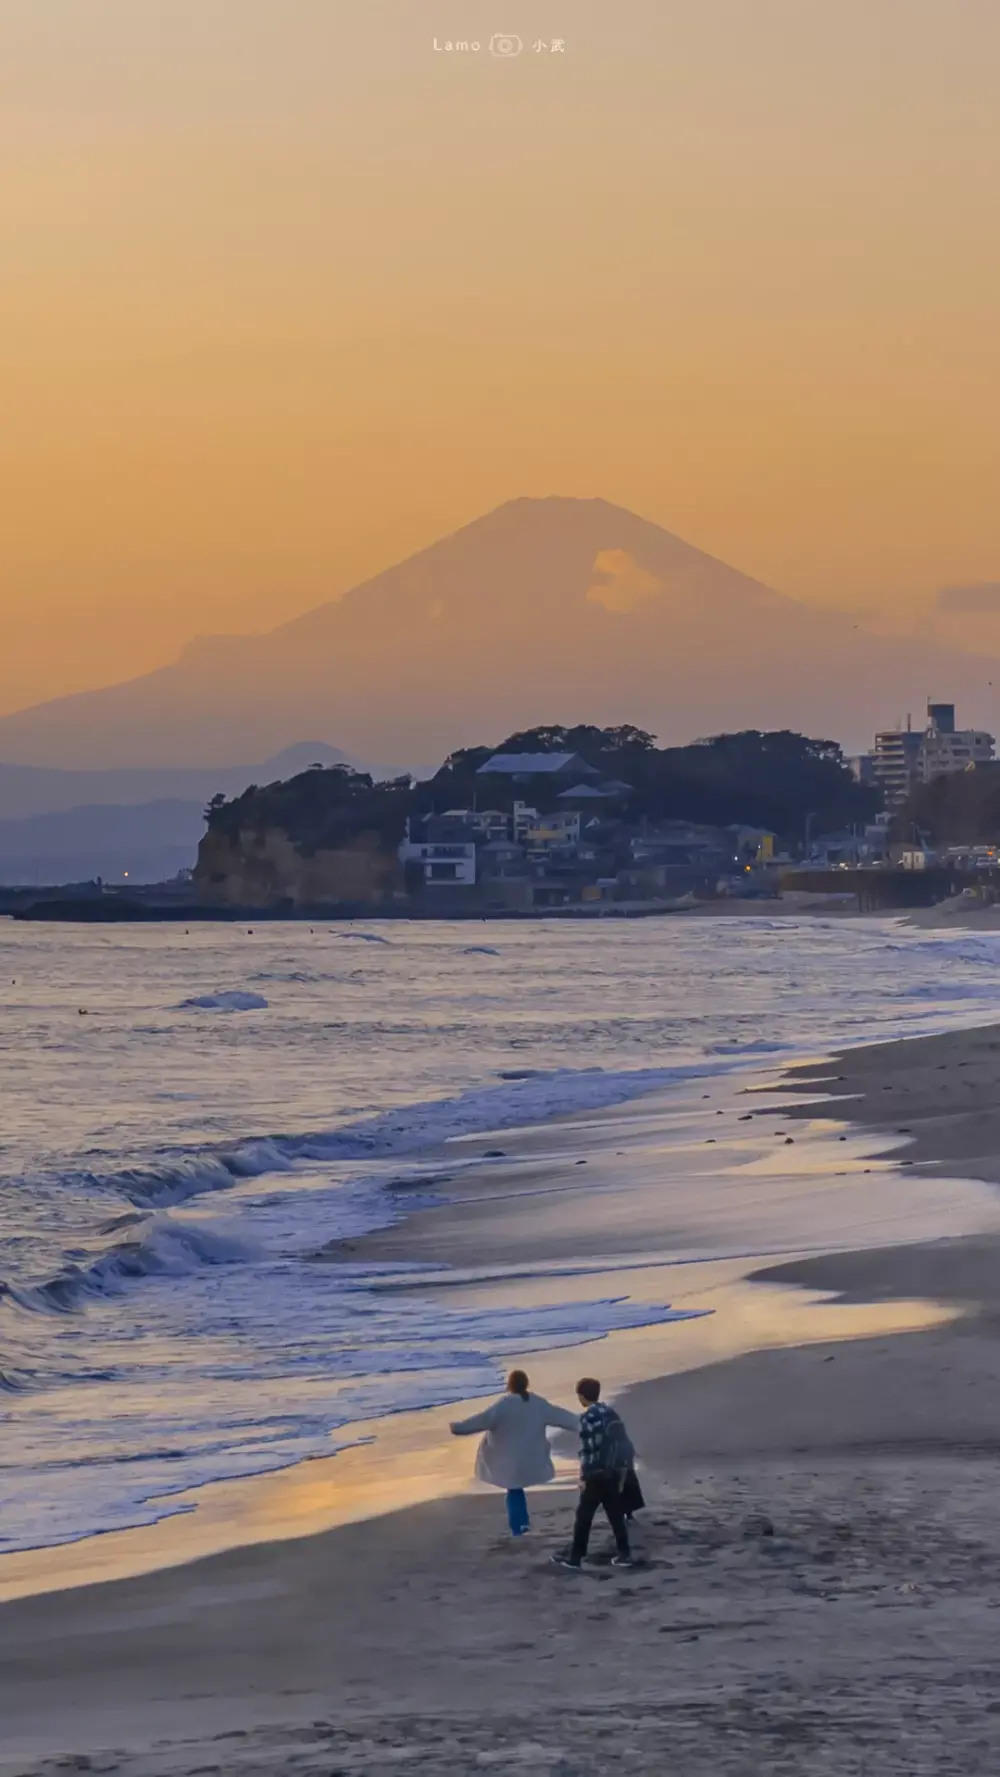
[3,498,998,767]
[0,743,418,885]
[0,800,204,887]
[0,742,399,821]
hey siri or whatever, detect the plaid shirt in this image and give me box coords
[579,1401,624,1478]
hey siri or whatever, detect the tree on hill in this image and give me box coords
[490,724,657,761]
[205,765,412,855]
[634,731,878,836]
[203,726,877,851]
[899,765,1000,845]
[420,726,875,839]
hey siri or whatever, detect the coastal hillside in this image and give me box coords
[1,498,998,769]
[193,726,874,909]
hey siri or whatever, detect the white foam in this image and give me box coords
[178,990,269,1012]
[8,911,1000,1557]
[37,1062,734,1214]
[1,1280,706,1551]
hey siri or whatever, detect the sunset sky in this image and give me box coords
[4,0,1000,716]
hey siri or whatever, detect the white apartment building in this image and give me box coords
[398,840,476,886]
[919,718,994,782]
[863,702,995,804]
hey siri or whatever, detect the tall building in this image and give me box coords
[865,702,995,807]
[926,702,956,736]
[920,704,994,782]
[871,724,924,806]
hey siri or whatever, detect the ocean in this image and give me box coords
[3,913,1000,1557]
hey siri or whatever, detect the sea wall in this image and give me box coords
[778,867,957,911]
[194,826,405,909]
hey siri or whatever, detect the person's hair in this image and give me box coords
[576,1377,601,1404]
[507,1369,530,1400]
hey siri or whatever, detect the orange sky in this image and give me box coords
[3,0,1000,715]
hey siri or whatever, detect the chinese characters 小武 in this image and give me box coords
[533,39,566,53]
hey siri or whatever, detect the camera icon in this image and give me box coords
[489,33,523,56]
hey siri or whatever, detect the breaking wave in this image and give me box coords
[4,1219,256,1318]
[9,912,1000,1556]
[177,990,269,1012]
[28,1062,732,1214]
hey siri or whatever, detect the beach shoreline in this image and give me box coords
[6,1048,997,1605]
[777,1017,1000,1187]
[6,1020,1000,1771]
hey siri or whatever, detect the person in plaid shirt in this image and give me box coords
[551,1377,635,1569]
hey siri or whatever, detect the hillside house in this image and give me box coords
[398,839,477,886]
[522,811,583,854]
[476,752,600,786]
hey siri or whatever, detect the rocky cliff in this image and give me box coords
[194,826,404,909]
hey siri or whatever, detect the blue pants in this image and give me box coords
[506,1488,530,1535]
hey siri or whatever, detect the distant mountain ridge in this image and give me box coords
[0,800,203,887]
[0,742,405,822]
[0,743,419,884]
[2,497,998,767]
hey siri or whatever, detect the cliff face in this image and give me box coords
[194,826,404,908]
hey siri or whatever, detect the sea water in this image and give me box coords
[2,914,1000,1554]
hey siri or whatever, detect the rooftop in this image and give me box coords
[557,782,614,800]
[477,752,598,777]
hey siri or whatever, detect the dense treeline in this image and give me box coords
[900,765,1000,845]
[204,724,877,852]
[204,769,413,856]
[422,725,877,837]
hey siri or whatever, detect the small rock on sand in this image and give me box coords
[742,1513,775,1538]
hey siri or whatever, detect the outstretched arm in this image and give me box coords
[450,1402,499,1436]
[545,1404,581,1434]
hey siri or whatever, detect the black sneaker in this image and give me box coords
[550,1554,582,1570]
[611,1555,635,1568]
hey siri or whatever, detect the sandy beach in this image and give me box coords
[6,1024,1000,1773]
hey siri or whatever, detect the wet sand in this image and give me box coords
[4,1259,1000,1775]
[6,1030,1000,1772]
[778,1017,1000,1183]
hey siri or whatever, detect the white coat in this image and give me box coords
[451,1392,580,1490]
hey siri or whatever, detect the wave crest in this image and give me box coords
[4,1218,255,1317]
[177,990,269,1012]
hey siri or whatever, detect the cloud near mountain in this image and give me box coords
[936,583,1000,613]
[2,497,999,769]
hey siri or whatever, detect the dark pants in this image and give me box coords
[506,1488,530,1535]
[571,1472,631,1562]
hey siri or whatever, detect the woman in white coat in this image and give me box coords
[450,1369,580,1536]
